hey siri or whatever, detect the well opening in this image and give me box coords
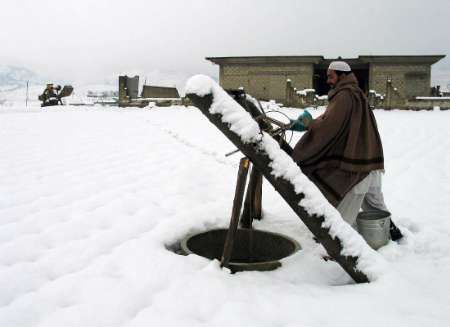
[180,228,300,272]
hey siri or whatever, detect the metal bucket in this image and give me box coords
[356,210,391,250]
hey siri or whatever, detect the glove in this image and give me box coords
[289,110,312,132]
[300,110,312,123]
[289,118,307,132]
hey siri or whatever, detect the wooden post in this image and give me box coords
[386,77,392,110]
[221,157,250,268]
[188,92,370,283]
[241,166,263,228]
[286,79,293,107]
[254,171,263,219]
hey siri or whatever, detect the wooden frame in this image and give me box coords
[187,92,370,283]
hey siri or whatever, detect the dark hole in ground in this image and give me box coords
[175,228,300,272]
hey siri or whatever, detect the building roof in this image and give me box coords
[206,56,323,65]
[206,55,445,66]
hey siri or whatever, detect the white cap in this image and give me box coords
[328,61,351,72]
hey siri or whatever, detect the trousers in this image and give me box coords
[336,170,388,227]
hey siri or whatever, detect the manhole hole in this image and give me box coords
[180,228,300,272]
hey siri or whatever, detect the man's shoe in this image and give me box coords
[390,221,403,241]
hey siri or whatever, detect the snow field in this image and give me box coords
[0,105,449,326]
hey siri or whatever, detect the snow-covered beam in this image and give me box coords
[186,75,387,284]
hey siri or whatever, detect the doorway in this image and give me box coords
[313,64,370,96]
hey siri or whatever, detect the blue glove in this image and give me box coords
[300,110,312,122]
[289,119,307,132]
[289,110,312,132]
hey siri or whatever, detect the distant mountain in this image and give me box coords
[0,65,44,89]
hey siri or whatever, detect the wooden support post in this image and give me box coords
[221,158,250,268]
[241,166,263,228]
[254,171,263,220]
[188,92,370,283]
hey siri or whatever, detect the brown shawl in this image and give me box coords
[292,73,384,206]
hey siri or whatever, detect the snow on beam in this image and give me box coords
[185,75,387,284]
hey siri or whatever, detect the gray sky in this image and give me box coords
[1,0,450,88]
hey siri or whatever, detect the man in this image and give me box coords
[291,61,402,240]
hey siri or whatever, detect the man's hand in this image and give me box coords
[299,110,313,128]
[288,110,313,132]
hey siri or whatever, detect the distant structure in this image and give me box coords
[118,75,183,107]
[38,83,73,107]
[442,84,450,97]
[206,55,448,109]
[86,90,118,106]
[141,85,180,99]
[118,75,139,105]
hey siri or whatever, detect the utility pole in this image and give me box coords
[25,81,29,107]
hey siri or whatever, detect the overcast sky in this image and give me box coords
[1,0,449,87]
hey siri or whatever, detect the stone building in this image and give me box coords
[118,75,183,107]
[206,55,446,109]
[118,75,140,102]
[141,85,180,99]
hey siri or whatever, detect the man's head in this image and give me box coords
[326,61,351,88]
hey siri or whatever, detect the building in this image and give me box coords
[118,75,139,103]
[118,75,183,108]
[141,85,179,99]
[206,55,446,109]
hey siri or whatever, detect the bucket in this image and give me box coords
[356,210,391,250]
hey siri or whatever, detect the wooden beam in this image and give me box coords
[187,92,370,283]
[241,165,262,228]
[221,158,250,268]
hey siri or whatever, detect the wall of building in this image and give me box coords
[141,85,179,99]
[406,98,450,110]
[220,64,314,102]
[118,76,127,102]
[119,75,139,102]
[213,56,442,108]
[222,63,433,106]
[369,63,431,107]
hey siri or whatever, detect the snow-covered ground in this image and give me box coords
[1,102,450,326]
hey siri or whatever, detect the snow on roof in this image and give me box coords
[296,89,316,96]
[416,96,450,100]
[186,74,386,281]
